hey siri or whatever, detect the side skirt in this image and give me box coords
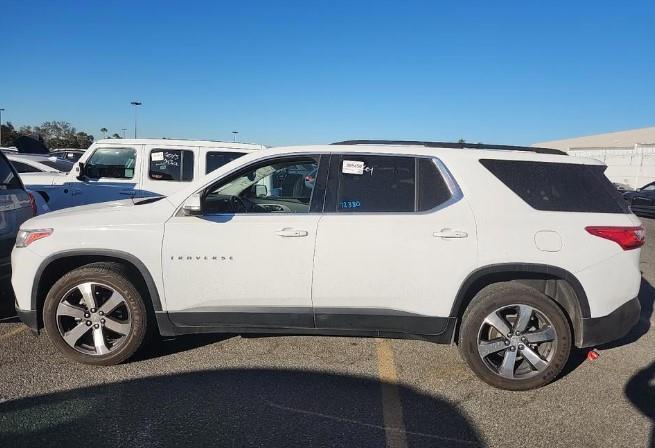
[156,310,457,344]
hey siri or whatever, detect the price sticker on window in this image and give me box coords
[342,160,365,175]
[151,152,164,162]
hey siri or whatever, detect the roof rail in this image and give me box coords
[331,140,567,156]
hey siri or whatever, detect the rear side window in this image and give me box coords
[0,155,22,189]
[206,151,246,174]
[11,161,41,173]
[480,159,630,213]
[333,155,452,213]
[41,159,74,172]
[149,149,194,182]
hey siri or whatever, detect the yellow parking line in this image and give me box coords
[376,338,408,448]
[0,325,27,342]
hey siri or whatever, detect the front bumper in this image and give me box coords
[578,297,641,348]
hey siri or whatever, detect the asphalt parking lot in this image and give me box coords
[0,222,653,448]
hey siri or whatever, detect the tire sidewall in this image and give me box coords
[459,284,572,391]
[43,265,147,366]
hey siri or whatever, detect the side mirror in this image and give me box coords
[182,193,202,215]
[76,162,86,181]
[254,184,268,197]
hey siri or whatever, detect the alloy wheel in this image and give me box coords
[477,304,557,380]
[55,282,132,356]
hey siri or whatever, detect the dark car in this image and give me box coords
[0,152,34,278]
[51,149,86,163]
[623,181,655,216]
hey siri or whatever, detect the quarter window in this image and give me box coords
[85,147,136,179]
[206,151,246,174]
[149,149,194,182]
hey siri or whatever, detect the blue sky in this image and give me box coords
[1,0,654,146]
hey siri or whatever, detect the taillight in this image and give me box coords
[585,226,645,250]
[27,192,37,216]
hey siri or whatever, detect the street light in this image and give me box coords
[130,101,142,138]
[232,131,238,142]
[0,108,4,146]
[121,128,127,139]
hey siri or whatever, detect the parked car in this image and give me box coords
[18,139,265,211]
[12,141,642,390]
[7,153,75,174]
[613,182,634,193]
[0,152,34,278]
[51,149,86,163]
[623,181,655,216]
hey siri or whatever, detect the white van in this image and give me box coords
[19,139,265,211]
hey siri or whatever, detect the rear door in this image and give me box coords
[311,154,477,335]
[0,153,32,272]
[140,145,198,198]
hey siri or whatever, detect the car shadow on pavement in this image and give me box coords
[599,277,654,350]
[0,368,486,448]
[0,278,18,322]
[625,361,655,448]
[133,334,235,361]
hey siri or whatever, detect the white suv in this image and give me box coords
[19,138,265,211]
[11,141,643,390]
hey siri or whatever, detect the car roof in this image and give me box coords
[94,138,266,150]
[264,144,604,165]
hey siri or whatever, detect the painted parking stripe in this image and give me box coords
[376,338,408,448]
[0,325,26,342]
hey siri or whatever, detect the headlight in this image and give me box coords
[15,228,53,248]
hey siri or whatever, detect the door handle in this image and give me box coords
[433,228,468,239]
[120,190,136,197]
[276,228,309,237]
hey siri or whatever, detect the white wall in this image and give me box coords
[568,144,655,189]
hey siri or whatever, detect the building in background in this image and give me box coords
[533,126,655,189]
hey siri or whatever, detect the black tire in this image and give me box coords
[458,282,572,391]
[43,262,148,365]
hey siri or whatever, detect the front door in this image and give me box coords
[72,145,141,206]
[161,154,326,330]
[311,154,477,335]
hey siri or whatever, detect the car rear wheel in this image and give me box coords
[458,283,572,390]
[43,262,148,365]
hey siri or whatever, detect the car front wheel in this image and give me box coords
[43,262,148,365]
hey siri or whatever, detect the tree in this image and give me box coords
[457,138,466,144]
[111,133,121,139]
[0,121,94,149]
[100,127,108,139]
[1,122,19,146]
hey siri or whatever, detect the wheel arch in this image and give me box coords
[32,249,163,330]
[451,263,590,347]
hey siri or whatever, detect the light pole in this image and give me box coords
[232,131,238,142]
[121,128,127,138]
[130,101,142,138]
[0,108,4,146]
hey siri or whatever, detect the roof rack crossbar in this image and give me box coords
[331,140,567,156]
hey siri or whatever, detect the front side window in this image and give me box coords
[206,151,246,174]
[85,147,136,179]
[203,157,318,214]
[641,182,655,192]
[149,149,194,181]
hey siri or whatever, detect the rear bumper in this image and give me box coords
[578,297,641,348]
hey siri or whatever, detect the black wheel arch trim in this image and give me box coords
[450,263,590,319]
[31,249,163,312]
